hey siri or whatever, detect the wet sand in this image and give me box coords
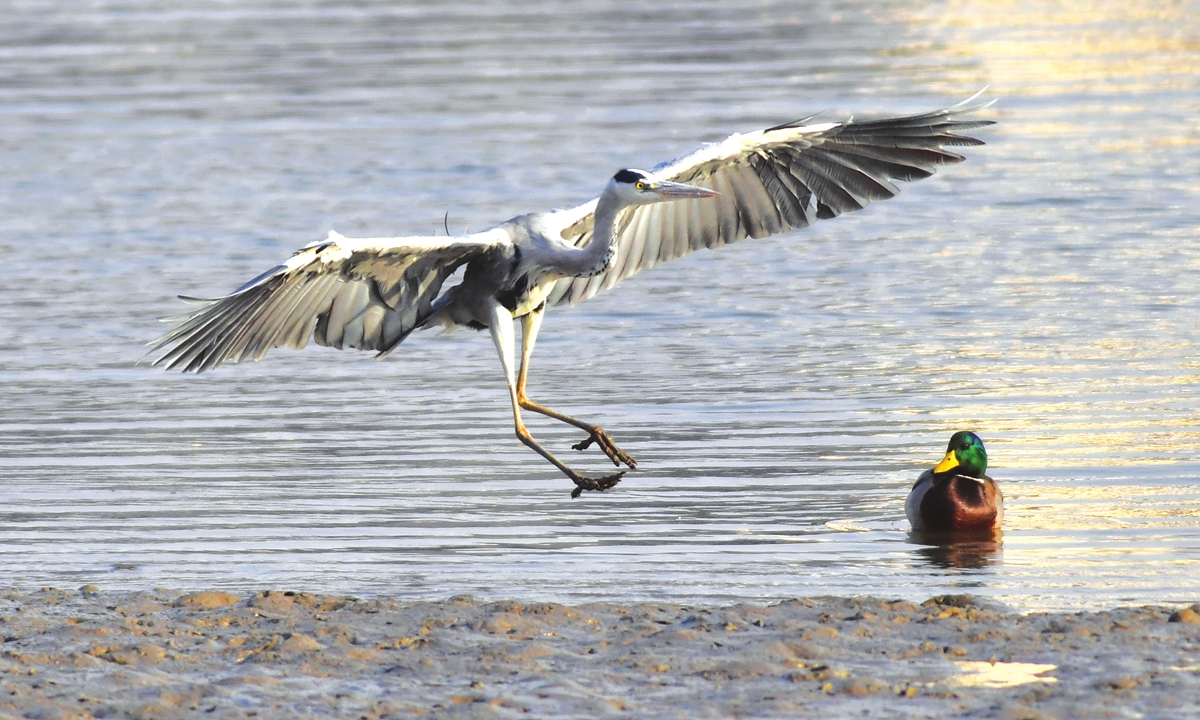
[0,588,1196,718]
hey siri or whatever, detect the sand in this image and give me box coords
[0,587,1196,719]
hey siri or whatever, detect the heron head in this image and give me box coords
[610,168,719,205]
[932,431,988,478]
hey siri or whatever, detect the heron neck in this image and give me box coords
[567,187,624,278]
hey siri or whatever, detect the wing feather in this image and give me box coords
[223,276,321,363]
[787,150,875,218]
[268,276,343,355]
[755,160,810,229]
[336,281,371,349]
[695,183,722,248]
[159,285,274,372]
[548,97,993,306]
[709,171,742,246]
[802,148,901,201]
[731,162,784,238]
[324,280,362,348]
[657,201,676,268]
[639,202,664,270]
[150,232,506,372]
[623,206,652,282]
[361,301,386,348]
[608,211,640,291]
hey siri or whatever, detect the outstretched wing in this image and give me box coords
[546,96,993,306]
[150,230,509,372]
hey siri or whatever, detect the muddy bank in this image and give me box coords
[1,587,1197,718]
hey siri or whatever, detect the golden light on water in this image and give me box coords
[892,0,1200,94]
[1003,483,1200,534]
[897,319,1200,468]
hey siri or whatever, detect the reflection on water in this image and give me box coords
[909,533,1003,570]
[1,0,1199,611]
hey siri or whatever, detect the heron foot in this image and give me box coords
[569,470,625,499]
[572,428,638,469]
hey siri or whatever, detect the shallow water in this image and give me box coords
[1,0,1198,611]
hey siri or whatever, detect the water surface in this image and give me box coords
[2,0,1199,610]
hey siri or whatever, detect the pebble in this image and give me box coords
[839,676,890,695]
[1170,607,1200,624]
[278,633,323,653]
[174,591,241,609]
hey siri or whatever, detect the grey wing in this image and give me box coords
[149,230,507,372]
[546,96,994,306]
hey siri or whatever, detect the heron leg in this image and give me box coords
[487,301,623,498]
[516,307,637,470]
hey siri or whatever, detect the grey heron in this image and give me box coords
[151,97,993,497]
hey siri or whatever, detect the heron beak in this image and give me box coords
[933,450,960,474]
[652,180,720,199]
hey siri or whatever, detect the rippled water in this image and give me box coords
[2,0,1198,611]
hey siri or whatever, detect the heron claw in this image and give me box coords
[572,428,638,469]
[569,470,625,499]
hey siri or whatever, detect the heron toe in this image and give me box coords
[572,428,638,469]
[569,470,625,499]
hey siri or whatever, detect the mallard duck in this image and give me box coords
[906,431,1003,533]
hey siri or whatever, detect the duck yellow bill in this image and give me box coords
[933,450,960,473]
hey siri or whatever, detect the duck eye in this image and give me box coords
[635,181,645,191]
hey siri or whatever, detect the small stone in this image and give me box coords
[280,633,323,653]
[1170,608,1200,624]
[137,644,167,663]
[79,584,100,597]
[840,677,889,696]
[482,612,539,637]
[107,643,165,666]
[250,590,296,614]
[70,652,106,668]
[786,642,828,659]
[379,636,426,650]
[925,594,976,608]
[174,592,240,609]
[804,626,839,640]
[1106,676,1140,690]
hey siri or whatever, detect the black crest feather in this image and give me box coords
[612,168,645,184]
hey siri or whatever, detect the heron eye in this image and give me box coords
[635,181,645,191]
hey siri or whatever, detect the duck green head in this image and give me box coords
[932,431,988,478]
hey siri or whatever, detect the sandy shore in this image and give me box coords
[0,587,1196,719]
